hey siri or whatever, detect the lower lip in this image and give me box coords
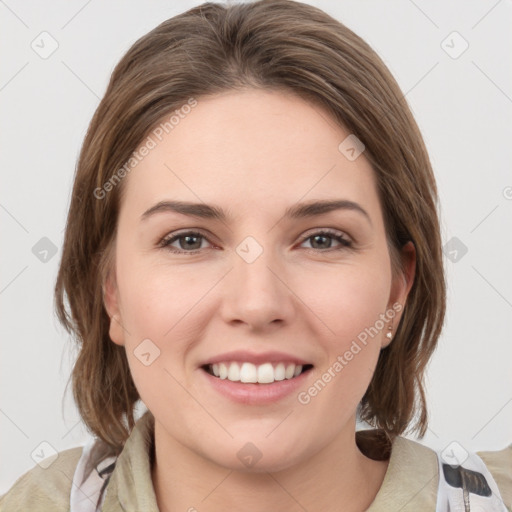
[199,367,313,405]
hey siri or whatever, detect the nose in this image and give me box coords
[219,242,296,332]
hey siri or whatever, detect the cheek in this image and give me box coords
[115,232,212,337]
[115,259,207,413]
[295,257,392,343]
[291,258,391,407]
[113,246,240,404]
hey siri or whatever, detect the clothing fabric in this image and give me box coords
[1,410,511,511]
[435,449,508,511]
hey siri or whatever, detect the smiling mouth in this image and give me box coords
[201,362,314,384]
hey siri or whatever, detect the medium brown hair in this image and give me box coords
[55,0,445,453]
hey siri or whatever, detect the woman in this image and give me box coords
[1,1,510,511]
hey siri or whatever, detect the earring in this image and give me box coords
[386,323,393,340]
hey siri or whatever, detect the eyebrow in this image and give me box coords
[141,199,371,225]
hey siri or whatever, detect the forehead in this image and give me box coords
[120,89,380,221]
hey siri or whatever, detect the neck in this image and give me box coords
[151,419,389,512]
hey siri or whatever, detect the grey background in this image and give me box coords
[1,0,511,493]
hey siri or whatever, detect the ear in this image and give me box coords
[103,267,126,347]
[382,241,416,348]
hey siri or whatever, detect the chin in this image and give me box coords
[205,437,307,474]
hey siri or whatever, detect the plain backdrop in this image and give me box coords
[1,0,511,493]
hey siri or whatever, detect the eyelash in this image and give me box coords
[158,229,354,254]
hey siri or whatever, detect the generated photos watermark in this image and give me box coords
[297,302,402,405]
[93,97,198,200]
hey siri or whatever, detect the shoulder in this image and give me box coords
[374,437,512,510]
[393,435,438,460]
[389,436,439,503]
[478,444,512,510]
[0,446,83,512]
[364,433,440,511]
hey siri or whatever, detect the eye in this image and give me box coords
[299,229,353,251]
[158,228,354,255]
[158,231,213,254]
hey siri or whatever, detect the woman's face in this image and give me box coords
[104,89,414,471]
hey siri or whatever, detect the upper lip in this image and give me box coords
[200,350,312,367]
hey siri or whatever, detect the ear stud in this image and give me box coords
[386,324,393,340]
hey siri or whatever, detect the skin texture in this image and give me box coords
[104,89,415,512]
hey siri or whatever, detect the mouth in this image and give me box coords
[201,361,314,385]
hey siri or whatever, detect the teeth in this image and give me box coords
[227,362,240,381]
[257,363,274,384]
[218,362,228,379]
[209,362,305,384]
[240,362,257,383]
[274,362,286,381]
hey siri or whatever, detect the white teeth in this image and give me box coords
[285,364,295,379]
[207,361,306,384]
[227,362,240,381]
[274,362,286,381]
[219,362,228,379]
[257,363,274,384]
[240,362,257,383]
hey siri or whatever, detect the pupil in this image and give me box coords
[182,235,200,249]
[312,235,330,249]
